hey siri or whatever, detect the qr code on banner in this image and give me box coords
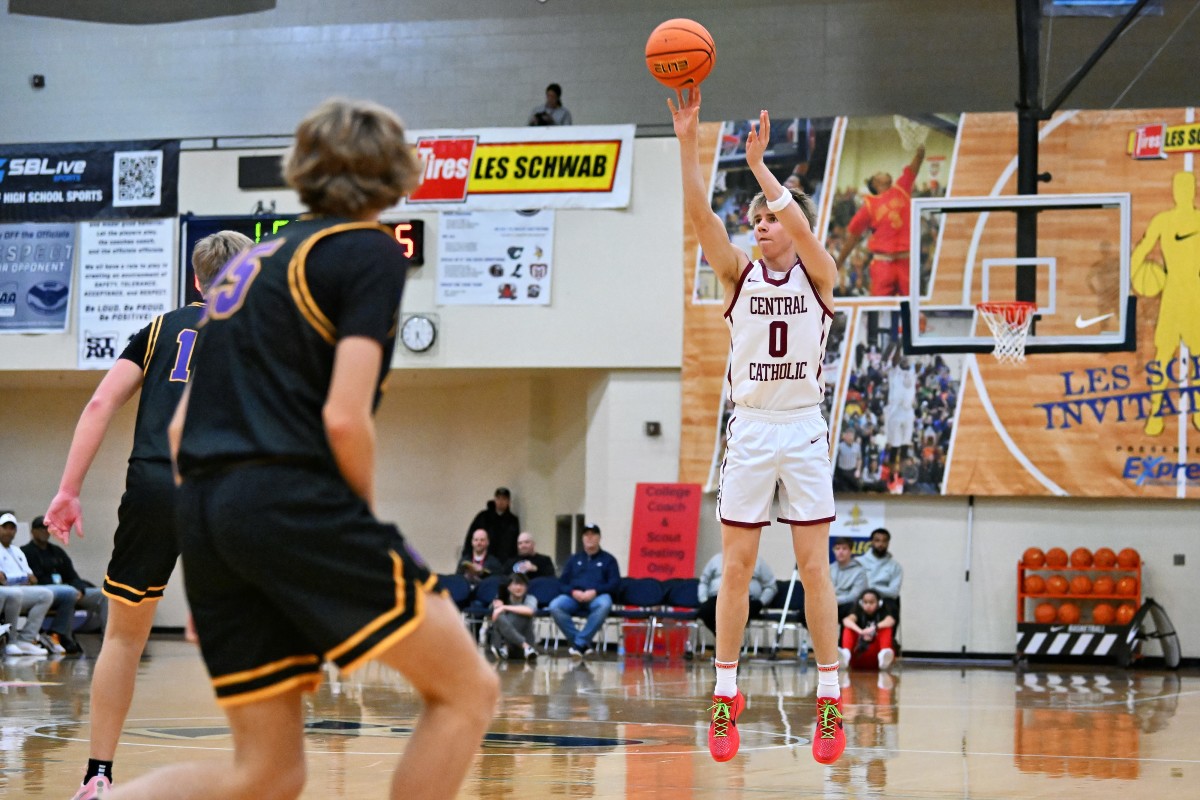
[112,150,163,207]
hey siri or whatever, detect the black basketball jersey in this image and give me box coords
[176,218,407,477]
[118,302,205,463]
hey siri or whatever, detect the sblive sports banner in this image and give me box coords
[401,125,634,211]
[0,140,179,222]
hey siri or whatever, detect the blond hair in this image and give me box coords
[284,98,422,218]
[748,187,819,232]
[192,230,253,291]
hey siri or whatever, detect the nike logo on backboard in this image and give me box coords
[1174,230,1199,240]
[1049,625,1065,632]
[1075,313,1114,329]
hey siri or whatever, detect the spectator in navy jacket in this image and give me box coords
[548,524,620,658]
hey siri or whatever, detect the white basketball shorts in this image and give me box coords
[885,407,915,448]
[717,404,836,528]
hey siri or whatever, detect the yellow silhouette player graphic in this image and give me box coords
[1131,171,1200,436]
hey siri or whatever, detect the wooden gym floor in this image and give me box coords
[1,635,1194,799]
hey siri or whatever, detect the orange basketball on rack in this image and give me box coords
[1092,603,1116,624]
[1069,547,1093,568]
[1093,547,1117,567]
[1069,575,1093,595]
[1116,548,1140,568]
[645,19,716,89]
[1046,574,1069,595]
[1045,547,1068,568]
[1116,603,1137,625]
[1116,577,1138,596]
[1093,576,1116,595]
[1023,575,1046,594]
[1057,602,1081,624]
[1022,547,1046,568]
[1035,602,1057,623]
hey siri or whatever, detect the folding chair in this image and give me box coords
[753,571,808,658]
[611,577,666,656]
[657,578,701,657]
[527,576,563,648]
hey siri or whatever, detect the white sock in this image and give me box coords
[817,661,840,699]
[714,660,738,697]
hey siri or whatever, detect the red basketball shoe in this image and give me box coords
[707,690,746,762]
[812,695,846,764]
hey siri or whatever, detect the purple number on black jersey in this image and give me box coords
[206,238,286,321]
[169,328,198,382]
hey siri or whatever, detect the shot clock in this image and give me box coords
[179,213,425,305]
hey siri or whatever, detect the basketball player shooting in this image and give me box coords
[669,87,845,765]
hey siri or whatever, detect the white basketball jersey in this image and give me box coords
[724,259,833,410]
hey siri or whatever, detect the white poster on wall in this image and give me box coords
[0,222,76,333]
[830,500,886,541]
[77,218,175,369]
[436,209,554,306]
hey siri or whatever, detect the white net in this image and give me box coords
[893,115,929,151]
[977,302,1036,364]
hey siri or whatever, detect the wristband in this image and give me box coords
[766,190,793,212]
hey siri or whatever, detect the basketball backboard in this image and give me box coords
[901,193,1135,355]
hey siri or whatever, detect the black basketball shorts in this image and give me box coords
[104,459,180,606]
[177,461,436,707]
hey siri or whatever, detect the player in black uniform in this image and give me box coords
[104,99,498,800]
[44,230,252,800]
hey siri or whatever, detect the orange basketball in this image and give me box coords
[1069,575,1093,595]
[645,19,716,89]
[1116,548,1140,568]
[1046,575,1069,595]
[1116,577,1138,596]
[1034,602,1057,623]
[1057,602,1081,624]
[1093,547,1117,567]
[1070,547,1093,568]
[1022,547,1046,568]
[1024,575,1046,594]
[1092,603,1116,625]
[1116,603,1137,625]
[1093,576,1116,595]
[1045,547,1068,568]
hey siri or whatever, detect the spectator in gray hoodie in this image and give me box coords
[696,552,777,635]
[830,537,868,622]
[855,528,903,619]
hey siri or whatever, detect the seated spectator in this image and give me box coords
[528,82,573,126]
[457,529,502,586]
[839,588,896,671]
[502,531,556,579]
[833,430,862,492]
[548,524,620,658]
[487,573,539,662]
[23,515,107,648]
[696,552,776,635]
[855,527,903,621]
[830,537,868,624]
[0,512,55,656]
[860,455,886,492]
[462,487,519,564]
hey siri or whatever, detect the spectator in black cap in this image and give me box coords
[22,515,107,644]
[548,524,620,658]
[462,487,520,563]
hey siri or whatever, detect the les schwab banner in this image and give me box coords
[401,125,634,211]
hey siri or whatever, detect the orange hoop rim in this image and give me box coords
[976,300,1037,324]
